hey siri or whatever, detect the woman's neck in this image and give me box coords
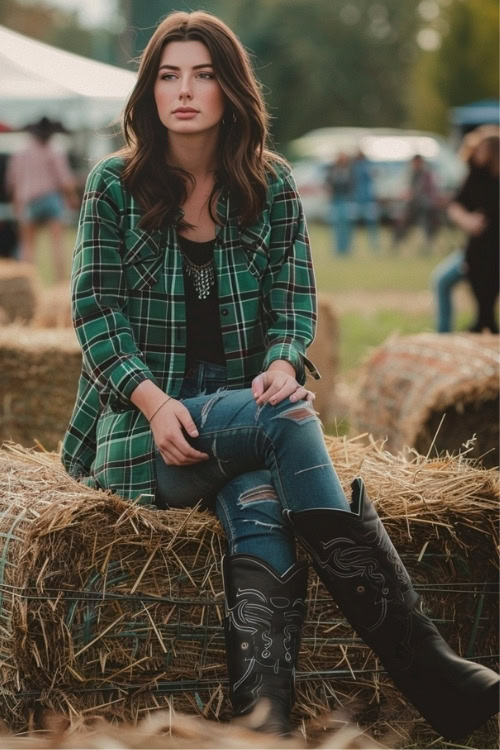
[166,131,218,179]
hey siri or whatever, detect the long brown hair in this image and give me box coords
[119,11,285,230]
[459,125,500,165]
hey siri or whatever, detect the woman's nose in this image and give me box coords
[179,76,193,99]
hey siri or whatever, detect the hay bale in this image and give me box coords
[0,439,498,747]
[0,708,389,748]
[308,294,339,422]
[32,283,72,328]
[0,260,39,324]
[0,327,81,450]
[351,333,500,468]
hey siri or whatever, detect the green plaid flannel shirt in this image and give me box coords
[61,156,319,501]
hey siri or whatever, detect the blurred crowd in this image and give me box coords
[324,149,444,256]
[323,129,499,333]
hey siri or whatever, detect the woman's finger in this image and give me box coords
[268,382,297,405]
[251,373,266,400]
[176,404,200,438]
[159,445,206,466]
[257,374,297,404]
[172,430,209,461]
[256,380,284,404]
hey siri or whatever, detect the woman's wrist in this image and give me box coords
[266,359,296,378]
[130,379,173,422]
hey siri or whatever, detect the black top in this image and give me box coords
[178,234,226,372]
[454,166,499,278]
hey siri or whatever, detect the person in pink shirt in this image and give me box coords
[5,116,79,280]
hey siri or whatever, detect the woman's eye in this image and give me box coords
[158,71,215,81]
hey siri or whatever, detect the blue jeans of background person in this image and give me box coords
[155,361,349,574]
[23,191,64,222]
[330,197,353,256]
[431,249,465,333]
[354,199,379,251]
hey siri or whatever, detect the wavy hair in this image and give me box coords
[119,11,285,230]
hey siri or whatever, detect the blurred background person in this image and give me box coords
[324,151,354,256]
[351,149,379,252]
[447,132,499,333]
[393,154,439,254]
[431,125,499,333]
[5,116,79,280]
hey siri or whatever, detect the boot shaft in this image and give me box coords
[222,554,308,724]
[286,478,500,741]
[285,478,420,644]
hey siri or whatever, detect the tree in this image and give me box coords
[408,0,499,133]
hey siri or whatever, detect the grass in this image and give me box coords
[309,221,476,372]
[310,221,462,292]
[338,308,433,372]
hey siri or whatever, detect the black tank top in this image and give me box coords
[178,234,226,372]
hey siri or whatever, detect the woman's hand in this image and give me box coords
[252,369,315,406]
[464,211,487,236]
[448,202,487,236]
[150,398,209,466]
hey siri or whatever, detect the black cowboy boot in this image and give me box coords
[285,479,499,741]
[222,554,308,736]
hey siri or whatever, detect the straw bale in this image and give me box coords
[308,294,339,423]
[0,440,498,747]
[32,283,72,329]
[351,332,500,468]
[0,707,390,749]
[0,327,81,450]
[0,260,39,324]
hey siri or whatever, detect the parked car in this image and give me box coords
[289,127,466,223]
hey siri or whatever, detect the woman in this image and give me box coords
[62,11,499,740]
[447,132,499,333]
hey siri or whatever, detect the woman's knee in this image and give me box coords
[216,471,287,530]
[257,398,320,439]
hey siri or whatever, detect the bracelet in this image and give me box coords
[148,396,171,424]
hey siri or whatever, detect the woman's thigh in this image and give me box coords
[155,388,260,508]
[155,388,323,509]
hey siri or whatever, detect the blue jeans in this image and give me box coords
[23,192,64,222]
[353,200,379,250]
[155,361,350,574]
[431,249,465,333]
[330,197,353,256]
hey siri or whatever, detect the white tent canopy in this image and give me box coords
[0,25,137,130]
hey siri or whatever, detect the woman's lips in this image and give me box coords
[173,110,199,119]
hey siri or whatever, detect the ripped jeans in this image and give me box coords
[155,361,349,574]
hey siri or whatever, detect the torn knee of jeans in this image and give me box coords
[272,402,318,424]
[237,484,279,507]
[200,387,229,428]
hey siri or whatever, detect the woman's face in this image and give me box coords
[154,40,225,135]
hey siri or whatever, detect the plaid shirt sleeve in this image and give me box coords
[72,161,158,410]
[261,167,320,385]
